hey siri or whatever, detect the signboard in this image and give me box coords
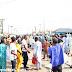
[0,21,2,33]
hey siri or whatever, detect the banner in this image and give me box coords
[0,20,2,30]
[0,20,2,33]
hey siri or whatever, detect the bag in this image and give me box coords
[32,57,37,64]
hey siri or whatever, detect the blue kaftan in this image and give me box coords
[48,44,64,67]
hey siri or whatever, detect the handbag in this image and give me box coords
[32,57,37,64]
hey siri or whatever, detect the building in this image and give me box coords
[54,28,72,35]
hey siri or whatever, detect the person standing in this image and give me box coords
[0,39,7,72]
[31,37,35,49]
[16,39,23,72]
[69,35,72,52]
[41,35,45,45]
[7,35,11,42]
[10,37,21,72]
[42,38,51,59]
[64,35,69,55]
[39,37,41,42]
[67,32,71,39]
[21,35,30,69]
[48,37,64,72]
[33,37,42,70]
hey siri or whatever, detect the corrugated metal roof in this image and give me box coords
[55,28,72,33]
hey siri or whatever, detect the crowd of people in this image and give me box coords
[0,32,72,72]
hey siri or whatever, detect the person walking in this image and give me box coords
[64,35,69,55]
[16,39,23,72]
[10,37,21,72]
[42,38,51,59]
[21,35,30,69]
[33,37,42,70]
[0,39,7,72]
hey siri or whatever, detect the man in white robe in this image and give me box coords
[33,37,42,70]
[67,32,71,39]
[64,35,69,55]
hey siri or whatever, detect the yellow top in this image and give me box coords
[16,44,22,53]
[16,44,23,61]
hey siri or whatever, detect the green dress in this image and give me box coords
[0,44,7,72]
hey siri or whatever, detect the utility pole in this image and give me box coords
[0,19,5,34]
[32,29,33,35]
[10,26,13,34]
[34,26,36,33]
[44,18,45,34]
[8,25,9,34]
[16,30,18,35]
[14,28,16,35]
[39,24,42,32]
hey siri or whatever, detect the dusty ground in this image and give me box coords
[6,48,72,72]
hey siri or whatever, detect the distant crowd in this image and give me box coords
[0,32,72,72]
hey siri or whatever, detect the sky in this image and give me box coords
[0,0,72,34]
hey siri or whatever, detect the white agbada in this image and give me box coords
[34,41,42,62]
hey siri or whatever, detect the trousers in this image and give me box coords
[36,61,41,69]
[22,52,28,68]
[11,59,16,72]
[53,65,62,72]
[16,55,23,72]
